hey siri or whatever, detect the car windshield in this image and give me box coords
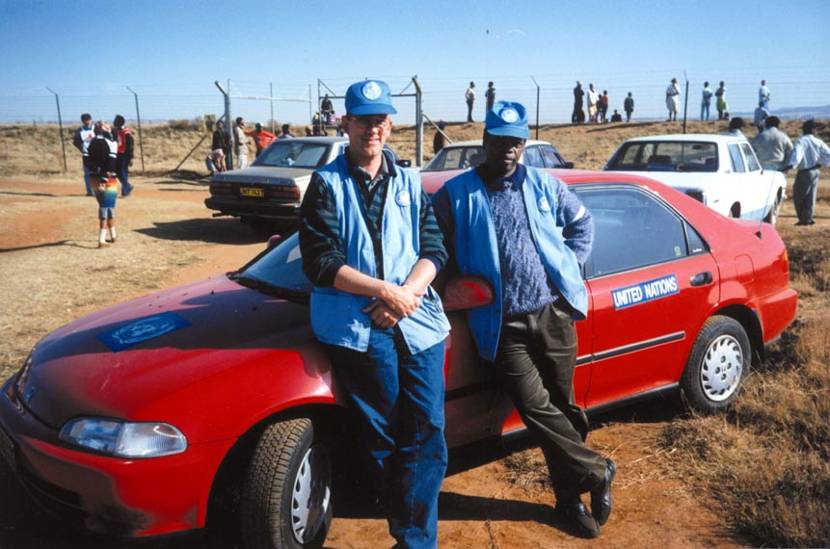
[253,141,331,169]
[236,233,312,296]
[606,141,718,172]
[422,146,484,172]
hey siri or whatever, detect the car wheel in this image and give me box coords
[728,204,740,219]
[680,316,750,413]
[764,194,782,225]
[241,418,333,549]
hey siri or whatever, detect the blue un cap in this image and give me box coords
[485,100,529,139]
[344,80,398,116]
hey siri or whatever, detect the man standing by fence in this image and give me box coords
[789,120,830,226]
[624,92,634,122]
[466,81,476,122]
[701,82,713,121]
[234,117,249,169]
[572,82,585,124]
[73,113,95,196]
[112,115,134,197]
[665,78,680,122]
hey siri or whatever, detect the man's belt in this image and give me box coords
[798,165,821,173]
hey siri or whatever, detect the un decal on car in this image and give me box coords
[98,311,191,352]
[612,275,678,310]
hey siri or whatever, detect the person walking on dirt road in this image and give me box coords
[433,100,615,539]
[86,121,119,248]
[299,79,450,548]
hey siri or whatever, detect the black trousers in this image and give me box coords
[466,100,474,122]
[494,301,607,496]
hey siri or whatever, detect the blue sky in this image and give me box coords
[1,0,828,124]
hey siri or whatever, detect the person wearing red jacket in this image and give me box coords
[112,115,135,196]
[245,123,276,157]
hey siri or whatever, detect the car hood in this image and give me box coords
[213,166,313,185]
[20,276,321,431]
[420,169,466,194]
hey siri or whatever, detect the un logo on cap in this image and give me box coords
[362,81,382,101]
[500,108,519,123]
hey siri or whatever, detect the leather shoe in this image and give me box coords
[554,496,599,538]
[590,458,616,526]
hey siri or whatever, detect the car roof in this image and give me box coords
[441,139,550,147]
[276,136,347,144]
[620,133,745,143]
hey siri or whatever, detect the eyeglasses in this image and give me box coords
[348,116,390,129]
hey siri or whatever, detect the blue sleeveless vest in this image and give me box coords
[443,166,588,361]
[309,153,450,354]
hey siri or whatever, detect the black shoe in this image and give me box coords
[795,221,809,226]
[555,497,599,538]
[590,458,616,526]
[809,220,816,225]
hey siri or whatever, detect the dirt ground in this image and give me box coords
[1,119,827,547]
[0,173,751,549]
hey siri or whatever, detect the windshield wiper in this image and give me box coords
[228,273,308,303]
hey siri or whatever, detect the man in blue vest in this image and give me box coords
[433,101,615,539]
[299,79,450,548]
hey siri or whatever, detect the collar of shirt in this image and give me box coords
[345,147,393,190]
[477,163,527,192]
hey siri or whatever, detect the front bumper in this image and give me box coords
[0,376,235,538]
[205,196,300,220]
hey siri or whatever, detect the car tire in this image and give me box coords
[241,418,333,549]
[764,193,782,225]
[680,316,750,414]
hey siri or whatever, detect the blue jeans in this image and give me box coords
[327,330,447,549]
[116,157,133,196]
[82,161,92,195]
[701,102,710,120]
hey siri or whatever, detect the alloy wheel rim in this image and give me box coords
[700,334,743,402]
[291,444,331,544]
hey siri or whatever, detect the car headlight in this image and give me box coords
[59,418,187,458]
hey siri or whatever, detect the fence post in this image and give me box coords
[308,85,313,123]
[531,77,540,139]
[126,87,146,173]
[682,75,690,134]
[413,76,423,167]
[46,87,67,172]
[269,82,275,134]
[215,80,234,169]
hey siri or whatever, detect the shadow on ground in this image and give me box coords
[135,218,272,245]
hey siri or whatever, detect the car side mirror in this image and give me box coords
[563,161,575,169]
[266,234,283,250]
[442,276,493,312]
[396,159,412,168]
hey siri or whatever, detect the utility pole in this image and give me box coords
[413,76,423,167]
[126,86,146,173]
[46,87,67,172]
[682,71,690,134]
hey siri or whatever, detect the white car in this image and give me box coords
[422,139,573,172]
[604,134,786,223]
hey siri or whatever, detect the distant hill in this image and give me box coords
[734,105,830,119]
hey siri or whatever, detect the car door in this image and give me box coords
[725,142,752,218]
[575,185,719,408]
[739,142,770,219]
[522,146,545,168]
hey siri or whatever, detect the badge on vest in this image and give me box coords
[538,196,551,213]
[396,191,412,207]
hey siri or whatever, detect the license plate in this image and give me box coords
[0,425,16,472]
[239,187,265,198]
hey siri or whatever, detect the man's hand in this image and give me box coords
[363,300,402,329]
[378,282,419,317]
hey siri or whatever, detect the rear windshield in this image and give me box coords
[606,141,718,172]
[422,146,483,172]
[254,141,331,169]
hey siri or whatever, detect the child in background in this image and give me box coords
[85,121,119,248]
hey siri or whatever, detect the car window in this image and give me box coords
[741,143,761,171]
[606,141,718,172]
[574,186,693,278]
[523,146,543,167]
[255,141,330,169]
[728,144,746,173]
[422,146,483,171]
[241,233,311,293]
[540,146,564,168]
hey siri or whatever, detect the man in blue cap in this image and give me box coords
[433,100,615,539]
[299,79,450,548]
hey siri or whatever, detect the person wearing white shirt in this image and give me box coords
[665,78,681,122]
[586,84,600,123]
[751,116,793,171]
[788,120,830,225]
[758,80,771,108]
[701,82,713,121]
[465,82,476,122]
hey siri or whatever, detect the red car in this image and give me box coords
[0,171,796,548]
